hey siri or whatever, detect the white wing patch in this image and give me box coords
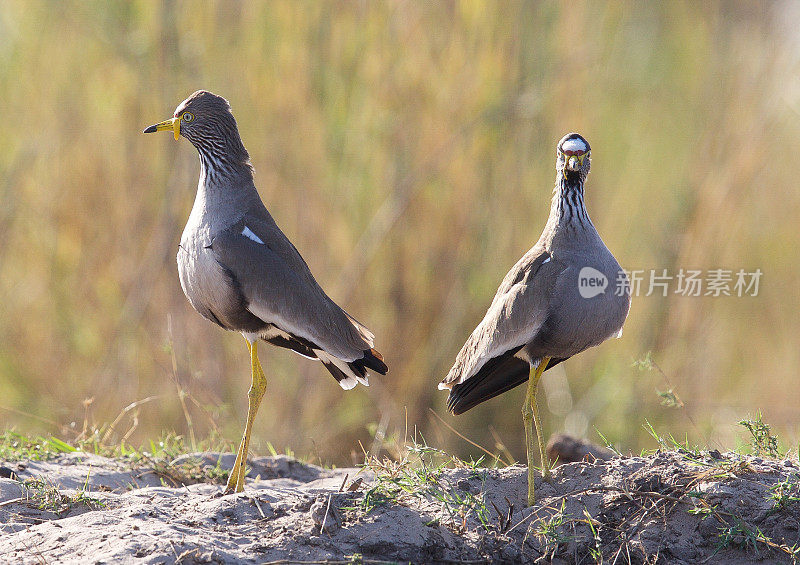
[241,226,264,244]
[542,257,551,264]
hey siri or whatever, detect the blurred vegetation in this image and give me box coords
[0,1,798,466]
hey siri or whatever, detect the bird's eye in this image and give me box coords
[182,112,195,123]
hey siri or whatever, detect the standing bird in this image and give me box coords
[144,91,387,494]
[439,133,630,505]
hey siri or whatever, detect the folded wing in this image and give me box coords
[440,249,563,412]
[210,209,387,388]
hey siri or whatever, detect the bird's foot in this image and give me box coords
[222,482,241,495]
[223,442,248,494]
[223,472,245,494]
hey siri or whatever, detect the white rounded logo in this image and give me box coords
[578,267,608,298]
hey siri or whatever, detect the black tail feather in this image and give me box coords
[264,329,387,382]
[353,348,388,375]
[318,348,387,388]
[447,350,564,414]
[319,358,352,386]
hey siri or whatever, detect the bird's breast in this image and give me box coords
[177,234,236,329]
[540,258,629,355]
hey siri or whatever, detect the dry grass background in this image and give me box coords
[0,1,798,465]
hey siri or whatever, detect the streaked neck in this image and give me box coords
[186,142,260,236]
[549,172,591,230]
[197,140,254,189]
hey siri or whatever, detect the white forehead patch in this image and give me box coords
[174,99,190,116]
[561,138,588,153]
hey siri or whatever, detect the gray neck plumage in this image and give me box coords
[549,171,591,230]
[186,135,261,237]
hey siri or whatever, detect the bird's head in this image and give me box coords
[144,91,232,141]
[144,91,250,166]
[556,133,591,180]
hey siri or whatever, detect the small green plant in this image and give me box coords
[739,411,779,458]
[23,478,65,511]
[595,428,622,456]
[715,518,765,554]
[634,352,686,409]
[533,500,574,554]
[0,431,76,461]
[23,477,104,514]
[689,493,800,560]
[687,503,715,518]
[354,437,490,532]
[642,420,700,457]
[768,474,800,511]
[583,509,603,563]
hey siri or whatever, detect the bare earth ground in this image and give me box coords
[0,450,799,563]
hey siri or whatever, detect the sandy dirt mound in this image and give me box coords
[1,450,798,563]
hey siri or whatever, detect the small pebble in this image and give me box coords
[310,497,340,534]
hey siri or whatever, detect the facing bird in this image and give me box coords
[144,91,387,494]
[439,133,630,506]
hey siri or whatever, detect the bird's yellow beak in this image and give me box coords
[564,152,588,176]
[143,117,180,140]
[566,155,585,171]
[568,156,579,170]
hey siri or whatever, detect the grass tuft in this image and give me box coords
[21,476,104,515]
[739,411,780,458]
[352,436,490,532]
[0,431,77,461]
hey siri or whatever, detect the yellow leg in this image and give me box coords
[226,343,250,491]
[224,339,267,494]
[522,356,551,506]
